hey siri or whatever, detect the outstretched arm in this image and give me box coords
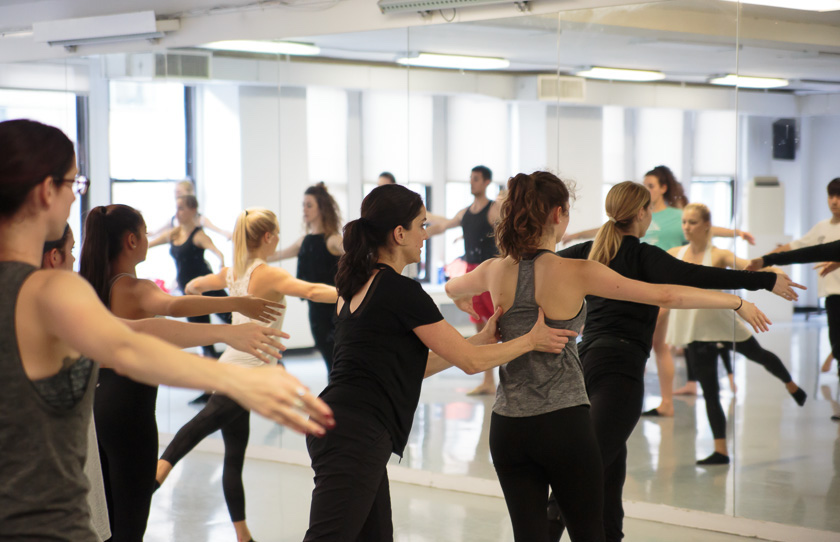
[200,215,233,241]
[711,226,755,245]
[194,230,225,267]
[426,208,466,237]
[263,267,338,303]
[753,240,840,268]
[268,236,304,263]
[126,319,288,364]
[39,272,332,436]
[562,228,601,244]
[148,230,171,249]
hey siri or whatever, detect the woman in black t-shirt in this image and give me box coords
[303,184,576,542]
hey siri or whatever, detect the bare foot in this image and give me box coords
[728,374,738,394]
[674,382,698,396]
[467,384,496,396]
[822,354,834,373]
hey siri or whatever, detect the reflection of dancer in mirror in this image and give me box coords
[149,179,233,240]
[270,183,343,376]
[445,174,774,542]
[80,204,287,542]
[426,165,500,395]
[0,119,332,541]
[150,195,232,358]
[749,178,840,387]
[666,203,806,465]
[303,184,575,541]
[158,207,338,542]
[377,171,396,186]
[547,182,798,542]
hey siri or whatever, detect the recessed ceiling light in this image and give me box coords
[709,74,789,89]
[575,67,666,82]
[396,53,509,70]
[199,40,320,56]
[719,0,840,11]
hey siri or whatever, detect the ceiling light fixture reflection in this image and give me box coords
[709,74,789,89]
[396,53,509,70]
[199,40,320,56]
[719,0,840,12]
[575,66,665,82]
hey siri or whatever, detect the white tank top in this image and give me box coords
[665,244,751,347]
[219,259,286,368]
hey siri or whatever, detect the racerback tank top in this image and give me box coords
[462,201,499,264]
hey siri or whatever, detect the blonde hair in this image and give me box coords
[589,182,651,266]
[175,180,195,196]
[233,208,278,278]
[682,203,712,242]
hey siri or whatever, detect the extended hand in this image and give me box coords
[453,295,480,320]
[226,323,290,363]
[237,295,285,323]
[771,274,806,302]
[232,366,334,437]
[736,300,771,333]
[476,306,504,344]
[816,262,840,278]
[527,308,579,353]
[739,231,756,245]
[745,257,765,271]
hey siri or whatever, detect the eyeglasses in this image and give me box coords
[61,175,89,195]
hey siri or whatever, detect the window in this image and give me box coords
[635,108,683,180]
[446,96,509,182]
[307,87,348,184]
[0,89,82,266]
[690,176,735,241]
[109,81,186,181]
[693,110,736,177]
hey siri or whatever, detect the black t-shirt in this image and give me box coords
[557,236,776,360]
[320,265,444,455]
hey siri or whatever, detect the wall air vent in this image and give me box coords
[537,75,586,103]
[378,0,527,14]
[154,52,211,79]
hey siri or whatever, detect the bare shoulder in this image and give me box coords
[711,247,735,267]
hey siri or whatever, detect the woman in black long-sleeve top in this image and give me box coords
[548,181,802,542]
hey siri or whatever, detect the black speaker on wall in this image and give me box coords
[772,118,796,160]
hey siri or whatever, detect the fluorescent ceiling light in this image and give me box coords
[396,53,509,70]
[709,74,789,88]
[575,67,665,82]
[378,0,518,14]
[199,40,320,56]
[719,0,840,11]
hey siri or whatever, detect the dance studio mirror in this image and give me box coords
[3,0,838,538]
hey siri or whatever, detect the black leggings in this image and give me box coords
[686,345,733,381]
[491,405,604,542]
[548,347,647,542]
[160,394,251,522]
[305,407,394,541]
[827,295,840,376]
[688,336,792,439]
[94,369,158,542]
[308,302,336,377]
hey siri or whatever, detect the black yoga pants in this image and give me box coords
[491,405,605,542]
[308,302,336,377]
[160,394,251,522]
[827,295,840,376]
[686,344,733,382]
[548,347,647,542]
[304,407,394,542]
[94,369,159,542]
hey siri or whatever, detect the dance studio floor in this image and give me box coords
[153,314,840,540]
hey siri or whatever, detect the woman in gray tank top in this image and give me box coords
[444,171,771,542]
[0,119,335,542]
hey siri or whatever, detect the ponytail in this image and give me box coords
[335,184,423,301]
[589,181,650,266]
[79,204,144,305]
[232,208,278,279]
[496,171,572,262]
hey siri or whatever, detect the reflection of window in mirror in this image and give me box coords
[109,81,186,181]
[691,176,735,248]
[307,87,348,185]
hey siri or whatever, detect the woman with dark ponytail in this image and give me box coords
[304,184,575,541]
[270,182,344,376]
[445,173,776,542]
[541,181,800,542]
[0,118,333,542]
[79,203,289,542]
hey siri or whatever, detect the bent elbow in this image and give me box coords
[658,288,679,308]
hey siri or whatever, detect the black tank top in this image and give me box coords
[297,234,339,286]
[462,200,498,264]
[169,227,213,290]
[0,261,98,541]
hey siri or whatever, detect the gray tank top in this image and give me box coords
[0,261,98,541]
[494,251,589,417]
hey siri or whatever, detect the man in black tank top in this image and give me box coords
[426,165,500,395]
